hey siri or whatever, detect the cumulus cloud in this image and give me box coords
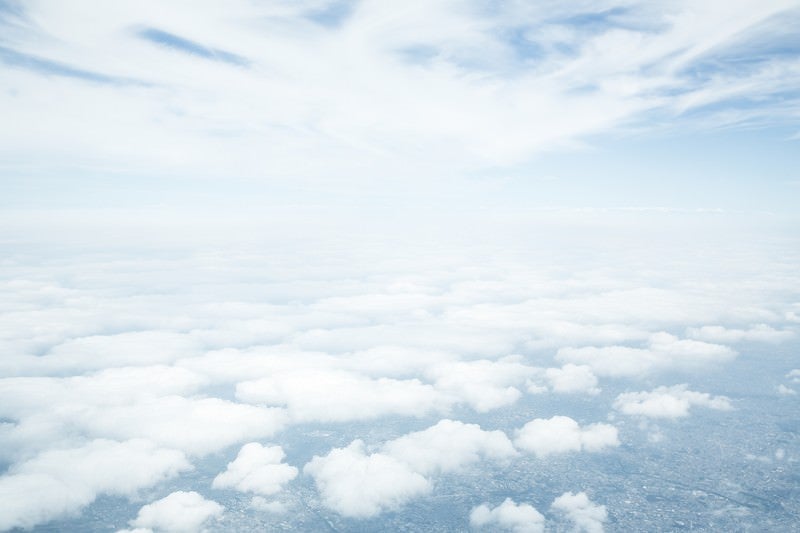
[381,419,517,475]
[470,498,545,533]
[0,439,191,531]
[212,442,297,496]
[72,396,285,457]
[42,331,203,372]
[544,364,600,395]
[426,356,538,412]
[557,333,737,377]
[303,440,431,518]
[787,369,800,383]
[236,369,449,422]
[613,384,733,419]
[304,419,517,517]
[777,384,796,396]
[126,491,223,533]
[551,492,607,533]
[514,416,619,458]
[687,324,795,344]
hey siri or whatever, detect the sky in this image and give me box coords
[1,1,800,532]
[1,0,799,215]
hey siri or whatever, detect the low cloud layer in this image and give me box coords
[0,209,796,529]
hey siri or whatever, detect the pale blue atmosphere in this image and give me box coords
[1,1,799,532]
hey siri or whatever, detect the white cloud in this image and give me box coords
[545,364,600,395]
[0,439,191,531]
[514,416,619,458]
[381,419,517,476]
[551,491,607,533]
[426,356,538,412]
[304,419,518,517]
[42,331,203,372]
[0,368,286,458]
[127,491,223,533]
[236,369,450,422]
[787,369,800,383]
[777,384,796,396]
[613,384,733,419]
[557,332,737,377]
[1,1,797,184]
[687,324,795,344]
[344,346,457,378]
[303,440,431,518]
[470,498,545,533]
[212,442,297,496]
[61,396,287,457]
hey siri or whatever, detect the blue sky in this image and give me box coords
[1,0,799,215]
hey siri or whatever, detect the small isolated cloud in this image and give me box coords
[381,419,517,476]
[557,332,736,377]
[545,364,600,395]
[551,491,607,533]
[777,384,797,396]
[470,498,545,533]
[787,369,800,383]
[126,491,224,533]
[303,440,431,518]
[514,416,619,458]
[304,419,518,517]
[687,324,794,344]
[212,442,297,495]
[613,384,732,419]
[0,439,191,531]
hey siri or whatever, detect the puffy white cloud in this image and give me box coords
[545,364,600,395]
[303,440,431,518]
[381,419,517,476]
[514,416,619,458]
[58,396,287,457]
[550,491,607,533]
[557,333,736,377]
[344,346,457,378]
[787,369,800,383]
[42,331,203,372]
[470,498,545,533]
[426,356,538,412]
[613,384,733,419]
[305,419,518,517]
[236,369,449,422]
[212,442,297,495]
[0,368,286,458]
[687,324,795,344]
[776,384,796,396]
[0,439,191,531]
[127,491,223,533]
